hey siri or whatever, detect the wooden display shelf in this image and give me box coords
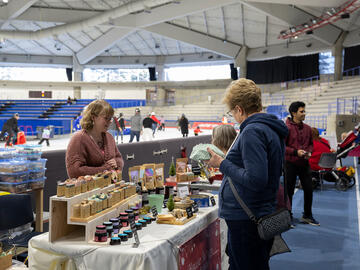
[156,214,197,225]
[49,184,140,243]
[70,195,137,223]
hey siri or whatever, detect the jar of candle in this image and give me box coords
[119,214,129,227]
[131,207,139,221]
[143,217,152,224]
[65,183,75,198]
[94,232,107,242]
[110,218,120,234]
[96,225,106,234]
[139,220,147,228]
[119,233,128,242]
[125,209,133,215]
[135,222,142,230]
[103,221,113,237]
[123,230,133,238]
[110,237,121,245]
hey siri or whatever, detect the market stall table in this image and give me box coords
[28,200,221,270]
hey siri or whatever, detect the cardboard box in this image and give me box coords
[0,254,12,270]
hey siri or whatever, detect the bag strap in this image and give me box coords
[227,177,258,224]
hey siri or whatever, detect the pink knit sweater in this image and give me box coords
[66,130,124,178]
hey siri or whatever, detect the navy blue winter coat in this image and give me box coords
[219,113,288,220]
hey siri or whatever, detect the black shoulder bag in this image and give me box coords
[227,177,291,241]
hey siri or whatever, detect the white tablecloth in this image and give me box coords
[28,204,219,270]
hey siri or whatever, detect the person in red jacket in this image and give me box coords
[309,127,334,171]
[194,126,202,136]
[150,112,160,137]
[285,101,319,226]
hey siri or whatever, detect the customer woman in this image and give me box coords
[207,78,288,270]
[66,100,124,178]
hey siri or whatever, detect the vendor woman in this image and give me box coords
[66,100,124,178]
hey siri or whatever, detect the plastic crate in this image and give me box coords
[0,148,17,160]
[0,181,28,193]
[29,169,46,180]
[28,159,47,170]
[17,152,42,161]
[0,171,29,183]
[0,160,28,173]
[27,177,46,190]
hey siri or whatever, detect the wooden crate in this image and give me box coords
[49,184,140,243]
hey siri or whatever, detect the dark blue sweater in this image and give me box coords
[219,113,288,220]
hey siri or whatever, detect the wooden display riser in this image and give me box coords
[156,214,197,225]
[49,184,140,243]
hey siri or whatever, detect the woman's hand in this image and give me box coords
[106,158,117,169]
[207,147,224,168]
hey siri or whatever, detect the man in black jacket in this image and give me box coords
[1,113,19,146]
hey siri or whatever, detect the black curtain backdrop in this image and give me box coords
[343,45,360,75]
[148,67,156,81]
[66,68,73,81]
[230,63,238,80]
[246,54,319,84]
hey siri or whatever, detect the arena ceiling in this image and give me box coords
[0,0,359,68]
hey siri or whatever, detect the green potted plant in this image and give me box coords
[167,195,175,212]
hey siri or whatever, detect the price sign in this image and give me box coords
[129,215,140,247]
[151,206,158,217]
[210,196,216,206]
[186,206,193,218]
[192,202,199,213]
[177,186,189,198]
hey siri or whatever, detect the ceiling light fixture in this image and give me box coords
[2,0,8,3]
[279,0,360,40]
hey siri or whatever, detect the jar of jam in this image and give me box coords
[57,182,65,197]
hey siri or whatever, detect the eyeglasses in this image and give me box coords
[226,110,233,117]
[101,116,113,122]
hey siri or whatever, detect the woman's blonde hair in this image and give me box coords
[212,124,237,152]
[223,78,262,114]
[80,100,114,131]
